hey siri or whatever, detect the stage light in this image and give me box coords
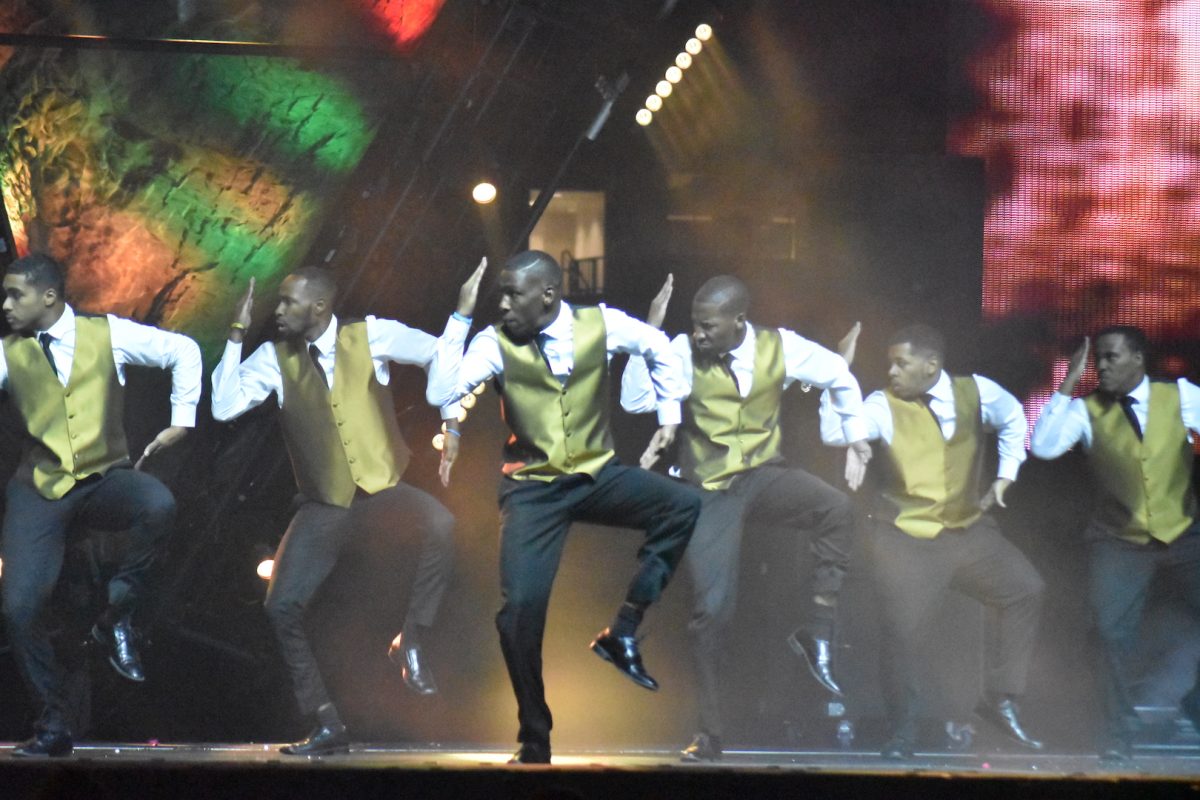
[695,23,713,41]
[646,94,663,112]
[685,37,702,55]
[472,182,497,204]
[665,66,683,84]
[675,52,692,69]
[432,432,445,451]
[636,109,653,126]
[256,558,274,580]
[655,80,673,98]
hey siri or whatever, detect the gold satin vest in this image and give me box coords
[276,321,409,508]
[1083,383,1196,545]
[496,306,614,481]
[2,316,128,500]
[680,326,785,491]
[881,376,985,539]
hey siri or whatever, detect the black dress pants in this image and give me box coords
[686,464,853,737]
[869,515,1045,737]
[1,468,176,733]
[495,459,700,748]
[263,481,454,716]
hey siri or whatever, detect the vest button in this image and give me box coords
[348,457,356,464]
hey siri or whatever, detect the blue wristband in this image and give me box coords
[444,427,462,437]
[452,312,472,323]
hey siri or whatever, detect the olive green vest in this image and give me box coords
[680,326,785,491]
[276,321,409,508]
[1083,383,1196,545]
[881,376,985,539]
[2,316,128,500]
[496,306,614,481]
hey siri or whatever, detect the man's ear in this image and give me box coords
[42,287,58,307]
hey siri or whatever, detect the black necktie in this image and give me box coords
[308,343,328,388]
[721,353,740,393]
[920,392,941,429]
[1120,395,1143,440]
[38,332,58,378]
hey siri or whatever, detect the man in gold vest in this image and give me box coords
[620,274,871,762]
[0,253,202,757]
[822,323,1045,759]
[1031,325,1200,760]
[428,250,700,765]
[211,266,465,756]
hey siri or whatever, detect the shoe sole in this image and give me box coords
[589,642,658,691]
[785,632,843,696]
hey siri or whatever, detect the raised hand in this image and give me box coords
[135,426,189,470]
[1058,336,1090,396]
[639,424,678,470]
[230,277,255,343]
[439,424,461,487]
[838,321,862,366]
[646,274,674,330]
[457,257,488,318]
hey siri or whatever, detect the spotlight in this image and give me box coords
[256,558,274,580]
[472,181,497,204]
[432,432,445,451]
[685,37,702,55]
[695,23,713,41]
[646,94,663,112]
[665,66,683,84]
[675,52,692,69]
[655,80,673,98]
[636,108,653,126]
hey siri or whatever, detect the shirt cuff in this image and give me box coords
[443,314,471,341]
[842,417,869,444]
[451,311,472,324]
[170,404,197,428]
[997,459,1021,482]
[223,339,243,358]
[1045,391,1071,408]
[440,402,462,420]
[656,401,682,426]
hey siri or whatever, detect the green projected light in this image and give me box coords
[179,56,376,174]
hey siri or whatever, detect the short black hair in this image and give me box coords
[6,253,65,298]
[1094,324,1148,358]
[889,323,945,361]
[503,250,561,288]
[695,275,750,317]
[290,266,338,305]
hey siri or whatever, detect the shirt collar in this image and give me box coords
[926,370,953,402]
[726,323,755,364]
[1128,375,1150,403]
[539,302,573,342]
[39,304,75,340]
[310,314,338,355]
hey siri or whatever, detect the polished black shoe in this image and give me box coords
[388,632,438,695]
[508,742,551,764]
[786,628,843,696]
[1099,733,1133,763]
[11,730,73,758]
[881,735,914,761]
[280,723,350,756]
[91,616,145,682]
[590,629,658,691]
[974,696,1043,750]
[680,732,722,762]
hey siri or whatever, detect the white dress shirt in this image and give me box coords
[428,302,687,426]
[0,304,203,427]
[620,323,869,444]
[820,370,1028,481]
[1030,376,1200,458]
[210,314,462,421]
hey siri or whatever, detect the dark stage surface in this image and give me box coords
[4,742,1200,800]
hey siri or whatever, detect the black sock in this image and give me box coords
[316,702,342,728]
[401,620,426,646]
[611,602,645,639]
[804,600,836,641]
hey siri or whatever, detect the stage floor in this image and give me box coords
[4,741,1200,799]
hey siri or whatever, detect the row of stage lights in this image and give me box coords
[636,23,713,127]
[256,382,490,582]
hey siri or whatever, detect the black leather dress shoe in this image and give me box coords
[590,628,658,691]
[508,742,551,764]
[680,733,722,762]
[92,616,145,682]
[974,696,1043,750]
[881,735,914,760]
[1099,734,1133,763]
[12,730,73,758]
[280,723,350,756]
[388,632,438,695]
[786,628,843,696]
